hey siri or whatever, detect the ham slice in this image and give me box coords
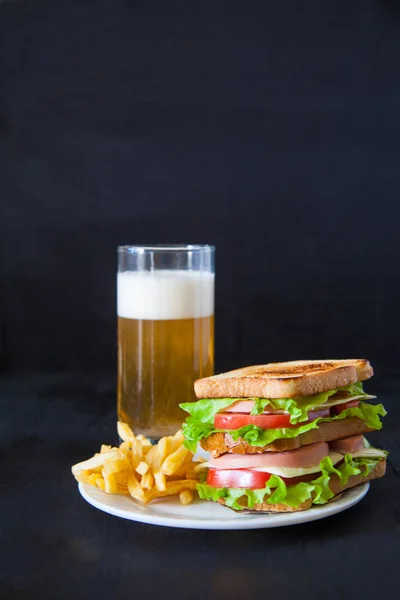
[223,394,375,414]
[330,435,365,454]
[209,441,329,470]
[222,401,329,420]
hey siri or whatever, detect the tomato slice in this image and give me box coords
[214,413,292,430]
[213,407,331,430]
[331,400,360,415]
[206,467,334,489]
[206,467,272,489]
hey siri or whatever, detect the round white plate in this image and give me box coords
[78,482,369,530]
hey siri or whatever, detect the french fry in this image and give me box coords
[145,445,159,471]
[136,434,152,446]
[102,459,130,475]
[127,473,146,502]
[114,471,130,486]
[171,429,185,448]
[154,471,167,491]
[136,461,149,476]
[72,449,127,476]
[179,490,194,505]
[71,422,204,506]
[91,466,103,474]
[86,473,102,486]
[158,436,173,461]
[141,471,155,490]
[183,468,197,480]
[146,436,171,472]
[141,445,152,456]
[103,471,119,494]
[143,480,197,504]
[117,421,135,442]
[168,459,194,478]
[96,477,105,491]
[161,445,190,476]
[130,438,144,468]
[119,441,131,455]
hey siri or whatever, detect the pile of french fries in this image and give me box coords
[71,422,207,505]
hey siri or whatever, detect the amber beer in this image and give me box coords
[117,269,214,439]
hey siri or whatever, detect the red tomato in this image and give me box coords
[331,400,360,415]
[206,467,331,489]
[206,467,272,489]
[213,408,330,430]
[214,413,293,430]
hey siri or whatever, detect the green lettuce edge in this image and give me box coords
[182,401,387,452]
[180,382,365,425]
[197,455,383,511]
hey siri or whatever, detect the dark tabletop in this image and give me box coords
[1,371,399,600]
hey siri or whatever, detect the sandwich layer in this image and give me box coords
[201,417,374,456]
[194,359,373,399]
[216,459,386,513]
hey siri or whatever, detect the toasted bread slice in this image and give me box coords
[218,459,386,513]
[201,417,374,456]
[194,359,373,399]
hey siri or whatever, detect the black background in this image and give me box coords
[1,0,400,373]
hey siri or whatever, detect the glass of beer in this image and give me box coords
[117,244,215,440]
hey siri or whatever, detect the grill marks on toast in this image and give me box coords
[194,359,373,399]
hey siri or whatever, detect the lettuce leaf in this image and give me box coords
[197,455,382,510]
[180,398,239,422]
[250,382,367,421]
[181,382,366,426]
[354,456,385,477]
[182,401,386,452]
[335,402,387,430]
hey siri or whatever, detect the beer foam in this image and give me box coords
[117,270,214,320]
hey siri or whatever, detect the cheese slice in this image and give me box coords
[250,451,343,478]
[347,447,387,460]
[318,394,376,409]
[332,436,386,460]
[250,447,385,479]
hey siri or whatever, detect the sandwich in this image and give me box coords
[180,359,387,512]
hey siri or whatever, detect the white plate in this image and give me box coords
[78,482,369,530]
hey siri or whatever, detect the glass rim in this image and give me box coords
[118,244,214,253]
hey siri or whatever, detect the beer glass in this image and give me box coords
[117,244,215,440]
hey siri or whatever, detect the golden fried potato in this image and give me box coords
[127,473,146,502]
[71,423,206,506]
[117,421,136,442]
[179,490,194,505]
[154,471,167,491]
[161,445,190,476]
[140,471,155,490]
[135,461,149,476]
[143,480,197,504]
